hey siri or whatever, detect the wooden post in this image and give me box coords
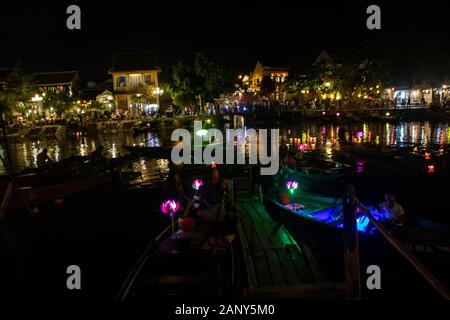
[343,184,361,299]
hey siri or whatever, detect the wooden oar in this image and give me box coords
[356,199,450,300]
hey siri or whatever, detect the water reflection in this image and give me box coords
[279,121,450,150]
[0,131,165,175]
[2,121,449,176]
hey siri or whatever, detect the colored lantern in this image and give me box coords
[161,199,181,233]
[286,180,298,210]
[192,179,204,191]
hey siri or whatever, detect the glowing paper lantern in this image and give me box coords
[192,179,204,191]
[298,144,307,152]
[286,180,299,210]
[161,199,181,233]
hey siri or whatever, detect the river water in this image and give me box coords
[2,121,449,173]
[1,120,450,221]
[1,119,450,298]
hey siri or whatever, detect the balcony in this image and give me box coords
[113,82,157,94]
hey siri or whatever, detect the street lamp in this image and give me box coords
[31,94,43,120]
[152,87,164,108]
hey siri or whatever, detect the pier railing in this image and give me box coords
[344,185,450,300]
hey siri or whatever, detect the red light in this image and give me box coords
[428,165,435,174]
[425,152,431,160]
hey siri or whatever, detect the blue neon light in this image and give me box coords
[356,216,370,233]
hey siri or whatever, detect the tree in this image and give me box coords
[0,67,34,117]
[42,90,74,115]
[259,75,276,97]
[168,53,234,107]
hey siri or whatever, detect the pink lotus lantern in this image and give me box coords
[298,144,307,152]
[161,199,181,233]
[192,179,204,191]
[286,180,298,209]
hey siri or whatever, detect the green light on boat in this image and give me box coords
[196,129,208,137]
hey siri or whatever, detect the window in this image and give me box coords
[116,76,126,87]
[144,74,152,85]
[129,74,141,88]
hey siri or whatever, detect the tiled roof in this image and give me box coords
[110,52,160,72]
[32,71,78,86]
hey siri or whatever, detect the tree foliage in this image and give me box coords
[42,90,74,115]
[286,56,384,104]
[168,53,234,107]
[0,68,34,116]
[259,75,276,97]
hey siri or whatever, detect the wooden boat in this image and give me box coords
[122,145,173,158]
[0,155,134,210]
[261,175,450,258]
[14,172,112,208]
[336,143,407,159]
[117,164,238,300]
[131,124,152,135]
[284,156,350,196]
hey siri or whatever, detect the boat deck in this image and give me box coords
[235,193,343,299]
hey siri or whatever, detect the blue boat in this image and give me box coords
[261,174,450,258]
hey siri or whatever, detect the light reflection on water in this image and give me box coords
[0,131,163,175]
[1,121,449,176]
[279,121,450,149]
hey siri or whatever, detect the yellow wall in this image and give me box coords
[111,70,159,110]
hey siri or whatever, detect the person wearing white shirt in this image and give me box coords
[379,193,405,226]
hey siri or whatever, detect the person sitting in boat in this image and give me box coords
[90,145,105,161]
[379,193,405,226]
[338,127,348,144]
[36,148,53,168]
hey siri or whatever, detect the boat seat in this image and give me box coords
[158,231,206,254]
[140,273,228,286]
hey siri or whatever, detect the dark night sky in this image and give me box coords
[1,0,449,83]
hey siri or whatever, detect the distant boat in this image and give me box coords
[0,156,129,210]
[336,143,406,159]
[284,156,350,196]
[122,145,173,158]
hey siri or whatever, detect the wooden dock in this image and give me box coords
[234,178,344,299]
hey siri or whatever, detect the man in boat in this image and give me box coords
[90,145,105,161]
[379,193,405,226]
[36,148,53,168]
[338,127,347,143]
